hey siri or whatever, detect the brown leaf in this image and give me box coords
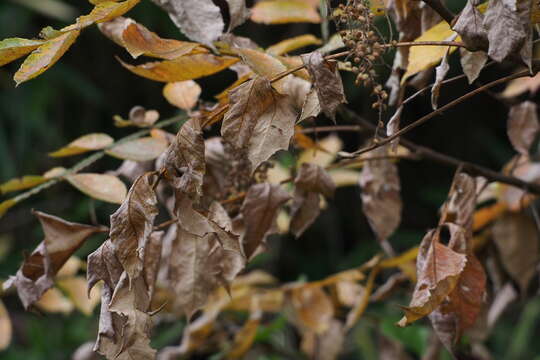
[118,54,238,82]
[492,213,540,294]
[221,76,297,172]
[483,0,531,63]
[150,0,224,47]
[14,30,80,85]
[109,173,158,285]
[66,173,127,204]
[106,137,168,161]
[460,49,488,84]
[225,299,262,359]
[49,133,114,157]
[431,47,450,110]
[301,51,346,121]
[295,162,336,198]
[251,0,321,24]
[287,285,334,334]
[452,0,488,51]
[359,147,402,242]
[0,38,44,67]
[162,118,205,201]
[241,183,291,258]
[163,80,201,110]
[445,173,477,229]
[398,226,467,327]
[4,211,102,309]
[234,48,290,93]
[301,319,344,360]
[290,192,320,238]
[507,101,539,155]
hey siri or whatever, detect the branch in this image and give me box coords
[340,107,540,195]
[0,114,188,216]
[344,69,532,159]
[422,0,455,25]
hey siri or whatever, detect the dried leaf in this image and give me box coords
[57,276,101,315]
[301,51,346,121]
[359,147,402,242]
[121,21,201,60]
[0,300,12,351]
[0,175,46,194]
[266,34,322,56]
[225,301,262,359]
[4,211,102,309]
[288,285,334,334]
[0,38,44,67]
[106,137,168,161]
[483,0,531,63]
[226,0,250,31]
[251,0,321,24]
[507,101,539,155]
[63,0,141,31]
[460,49,488,84]
[118,54,238,82]
[163,80,201,110]
[109,173,158,284]
[241,183,291,258]
[35,287,74,314]
[49,133,114,157]
[298,134,342,167]
[452,0,488,51]
[299,88,321,123]
[503,72,540,98]
[234,48,290,92]
[151,0,224,47]
[398,227,467,327]
[66,173,127,204]
[221,76,297,172]
[162,118,205,201]
[14,30,80,85]
[345,266,379,329]
[290,191,320,238]
[431,47,450,110]
[492,213,540,294]
[328,169,361,187]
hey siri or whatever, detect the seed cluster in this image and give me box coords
[336,0,389,110]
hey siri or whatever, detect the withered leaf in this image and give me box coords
[507,101,539,155]
[452,0,488,51]
[483,0,531,63]
[225,0,250,31]
[221,76,297,172]
[109,173,158,285]
[445,173,477,229]
[398,226,467,327]
[151,0,224,47]
[162,118,205,201]
[163,80,201,110]
[234,48,290,93]
[66,173,127,204]
[301,51,346,121]
[49,133,114,157]
[460,49,488,84]
[241,183,291,259]
[0,300,11,351]
[106,137,168,161]
[290,163,336,237]
[359,147,402,242]
[431,48,450,110]
[0,38,44,67]
[492,213,540,294]
[226,301,262,359]
[5,211,103,309]
[287,285,334,334]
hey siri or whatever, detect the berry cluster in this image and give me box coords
[336,0,389,110]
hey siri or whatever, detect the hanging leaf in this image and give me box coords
[63,0,141,31]
[163,80,201,110]
[0,300,12,351]
[14,30,80,85]
[0,38,44,67]
[241,183,291,258]
[506,101,539,155]
[150,0,224,47]
[266,34,322,56]
[4,211,103,309]
[301,51,346,122]
[460,49,488,84]
[452,0,488,51]
[106,137,168,161]
[359,147,402,242]
[503,72,540,98]
[66,173,127,204]
[431,47,451,110]
[251,0,321,24]
[118,53,238,82]
[49,133,114,157]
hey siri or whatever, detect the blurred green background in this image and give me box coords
[0,0,539,359]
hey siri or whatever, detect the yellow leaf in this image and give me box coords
[58,276,101,315]
[49,133,114,157]
[0,38,44,67]
[345,266,380,329]
[118,54,238,82]
[234,48,289,91]
[105,136,168,161]
[35,287,74,314]
[0,300,11,351]
[63,0,141,31]
[0,175,46,194]
[0,199,17,219]
[403,21,458,81]
[226,303,262,359]
[122,22,203,60]
[328,169,361,187]
[266,34,322,56]
[298,134,343,167]
[163,80,202,110]
[14,30,80,85]
[278,55,311,81]
[533,0,540,23]
[251,0,321,24]
[56,256,83,278]
[66,173,127,204]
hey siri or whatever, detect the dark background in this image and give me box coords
[0,0,538,359]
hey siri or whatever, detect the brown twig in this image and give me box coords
[422,0,455,25]
[382,41,466,49]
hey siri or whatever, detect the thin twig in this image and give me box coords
[422,0,455,24]
[382,41,466,48]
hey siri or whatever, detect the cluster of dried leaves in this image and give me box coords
[2,0,540,359]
